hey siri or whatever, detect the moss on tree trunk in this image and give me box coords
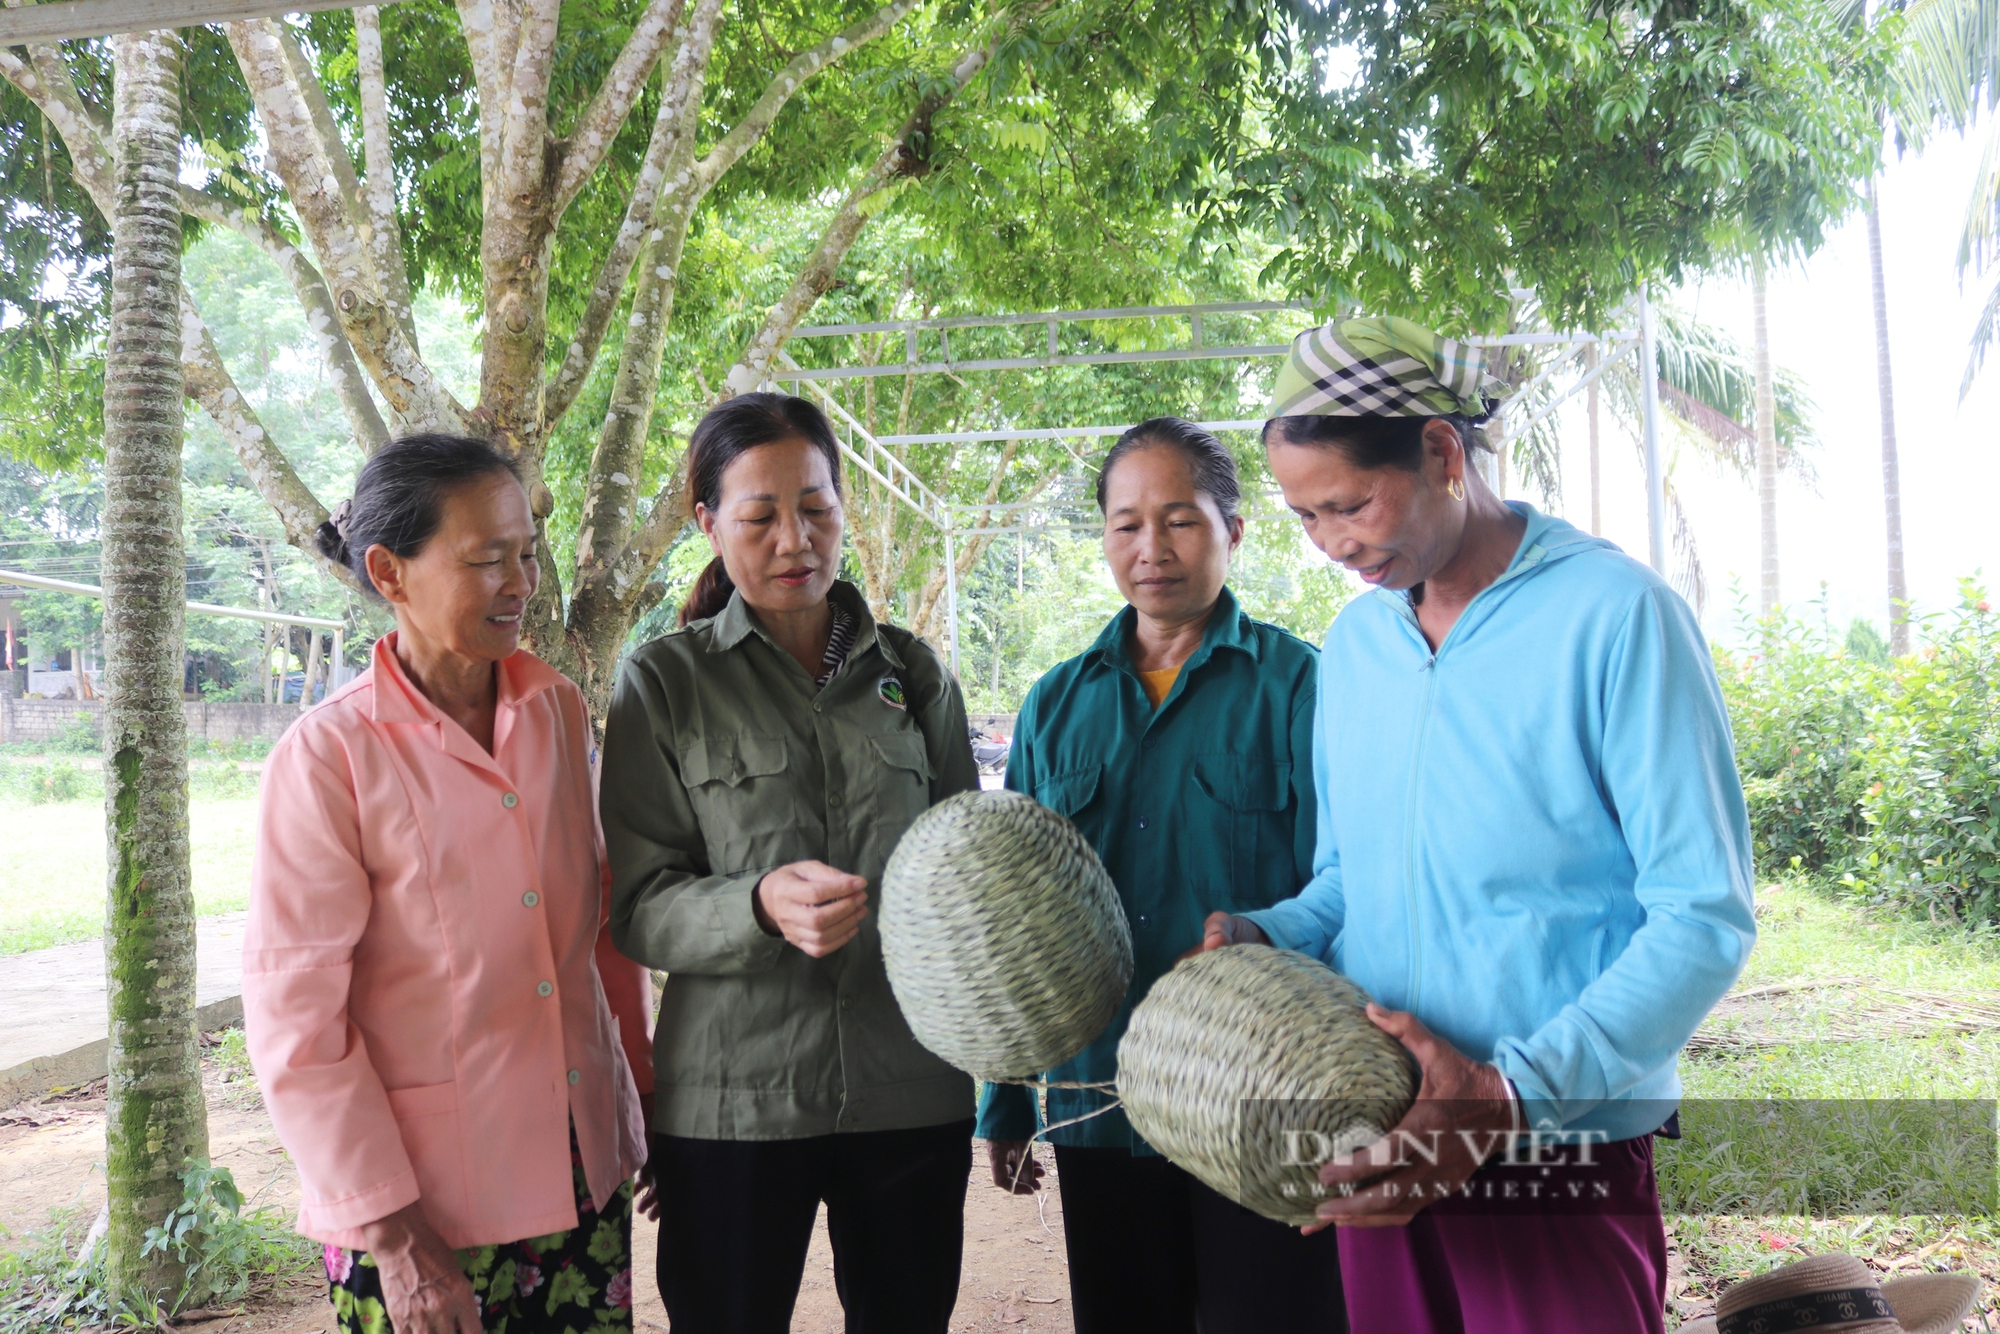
[102,27,208,1313]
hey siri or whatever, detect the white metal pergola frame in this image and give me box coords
[0,567,346,708]
[773,297,1671,672]
[0,0,399,44]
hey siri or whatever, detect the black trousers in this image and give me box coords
[1054,1143,1348,1334]
[653,1118,972,1334]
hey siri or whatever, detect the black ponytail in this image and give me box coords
[678,557,736,627]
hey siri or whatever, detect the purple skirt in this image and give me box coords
[1336,1133,1667,1334]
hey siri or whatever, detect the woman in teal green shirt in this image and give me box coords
[974,418,1341,1334]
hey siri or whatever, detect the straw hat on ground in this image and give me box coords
[1677,1253,1983,1334]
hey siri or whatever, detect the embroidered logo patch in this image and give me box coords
[877,676,907,710]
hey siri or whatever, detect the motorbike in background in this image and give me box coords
[969,726,1010,776]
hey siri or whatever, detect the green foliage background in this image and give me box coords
[1718,583,2000,926]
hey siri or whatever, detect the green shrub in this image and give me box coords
[1715,598,1877,876]
[187,735,275,763]
[1844,583,2000,925]
[1722,582,2000,928]
[48,717,100,755]
[0,759,102,804]
[141,1160,315,1315]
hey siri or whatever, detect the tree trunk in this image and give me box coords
[1865,176,1909,654]
[1586,344,1602,537]
[1751,254,1780,618]
[101,27,208,1311]
[300,630,322,711]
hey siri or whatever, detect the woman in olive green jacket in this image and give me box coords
[600,393,978,1334]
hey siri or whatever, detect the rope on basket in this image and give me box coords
[881,790,1134,1081]
[981,1075,1126,1193]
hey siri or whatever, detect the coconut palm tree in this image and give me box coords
[1900,0,2000,390]
[1893,0,1998,650]
[1503,300,1822,618]
[1863,176,1911,653]
[1752,255,1782,617]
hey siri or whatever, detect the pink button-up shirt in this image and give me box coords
[245,635,653,1250]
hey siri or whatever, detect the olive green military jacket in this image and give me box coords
[601,580,978,1141]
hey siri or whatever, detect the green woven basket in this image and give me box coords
[881,790,1134,1080]
[1117,946,1418,1226]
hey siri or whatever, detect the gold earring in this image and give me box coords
[1448,477,1465,502]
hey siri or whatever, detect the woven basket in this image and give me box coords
[1117,946,1418,1226]
[881,790,1134,1080]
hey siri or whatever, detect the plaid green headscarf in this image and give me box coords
[1269,316,1502,420]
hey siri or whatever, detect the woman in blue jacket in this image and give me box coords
[1201,318,1756,1334]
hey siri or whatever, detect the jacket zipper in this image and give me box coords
[1390,544,1550,1018]
[1403,656,1437,1014]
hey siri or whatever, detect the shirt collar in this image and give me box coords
[1086,585,1258,673]
[367,631,564,726]
[707,580,903,671]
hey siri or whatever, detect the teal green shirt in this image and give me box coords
[973,586,1318,1152]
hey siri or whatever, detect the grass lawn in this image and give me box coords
[1663,880,2000,1326]
[0,757,260,954]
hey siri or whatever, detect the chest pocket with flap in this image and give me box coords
[861,728,934,837]
[1191,755,1295,906]
[680,733,803,864]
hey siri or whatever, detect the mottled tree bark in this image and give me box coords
[102,27,208,1311]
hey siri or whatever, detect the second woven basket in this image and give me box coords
[1118,946,1418,1226]
[880,789,1134,1081]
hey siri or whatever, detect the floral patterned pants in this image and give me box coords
[324,1126,635,1334]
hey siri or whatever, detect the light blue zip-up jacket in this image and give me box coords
[1241,504,1755,1143]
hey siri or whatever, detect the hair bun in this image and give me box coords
[314,516,350,565]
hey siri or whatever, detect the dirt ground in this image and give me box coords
[0,1058,1075,1333]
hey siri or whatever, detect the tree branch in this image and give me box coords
[229,17,466,431]
[453,0,525,208]
[493,0,563,215]
[551,0,687,214]
[179,288,356,591]
[0,43,115,211]
[272,22,366,213]
[4,29,359,586]
[541,0,725,430]
[276,18,420,352]
[691,0,923,192]
[544,0,918,435]
[723,42,992,397]
[593,40,990,612]
[181,189,393,453]
[353,6,420,351]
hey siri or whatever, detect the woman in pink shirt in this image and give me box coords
[245,434,654,1334]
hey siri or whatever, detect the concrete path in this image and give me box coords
[0,912,247,1105]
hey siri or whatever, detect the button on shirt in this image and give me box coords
[975,587,1319,1152]
[243,635,654,1250]
[602,580,980,1140]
